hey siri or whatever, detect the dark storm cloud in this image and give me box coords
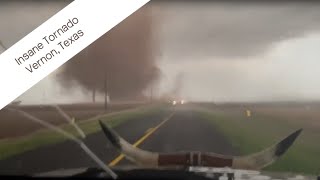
[156,2,320,59]
[56,6,160,100]
[0,1,72,49]
[0,1,159,101]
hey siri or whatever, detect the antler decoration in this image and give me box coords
[99,120,302,170]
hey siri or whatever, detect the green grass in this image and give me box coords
[197,108,320,175]
[0,104,169,160]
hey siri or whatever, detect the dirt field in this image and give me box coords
[0,103,145,139]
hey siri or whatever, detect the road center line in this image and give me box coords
[108,112,175,166]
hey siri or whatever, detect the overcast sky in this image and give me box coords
[2,1,320,104]
[155,2,320,102]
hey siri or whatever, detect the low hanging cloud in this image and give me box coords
[152,2,320,102]
[156,2,320,60]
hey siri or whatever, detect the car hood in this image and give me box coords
[34,166,317,180]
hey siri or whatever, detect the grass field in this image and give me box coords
[0,104,168,160]
[197,105,320,175]
[0,103,144,138]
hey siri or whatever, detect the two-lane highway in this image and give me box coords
[0,106,238,175]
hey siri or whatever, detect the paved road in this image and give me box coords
[0,106,238,175]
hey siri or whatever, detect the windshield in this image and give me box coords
[0,0,320,178]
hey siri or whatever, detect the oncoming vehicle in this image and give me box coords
[172,99,186,105]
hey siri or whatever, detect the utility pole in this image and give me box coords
[84,47,96,104]
[42,87,46,104]
[92,88,96,103]
[150,83,153,104]
[104,71,108,112]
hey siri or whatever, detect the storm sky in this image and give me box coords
[2,1,320,103]
[154,2,320,102]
